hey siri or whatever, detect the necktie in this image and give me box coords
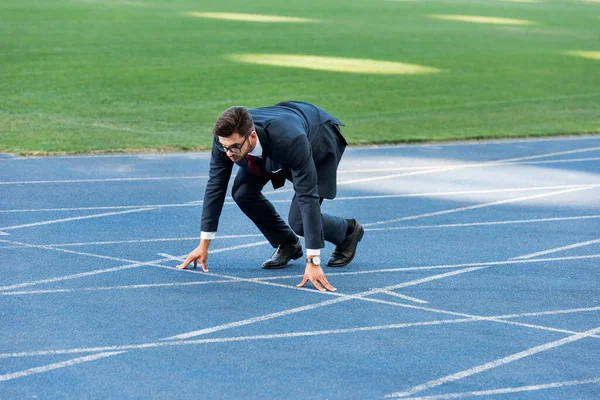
[245,154,263,176]
[245,154,285,189]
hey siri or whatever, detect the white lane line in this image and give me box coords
[2,214,596,249]
[256,146,600,196]
[384,325,600,398]
[319,254,600,278]
[164,241,270,260]
[11,250,600,295]
[363,185,600,227]
[0,231,8,236]
[0,207,156,231]
[338,157,600,173]
[368,254,600,277]
[511,238,600,260]
[493,306,600,319]
[252,254,600,281]
[246,254,600,282]
[158,241,270,261]
[3,313,600,361]
[0,238,157,263]
[353,296,600,338]
[2,304,600,360]
[8,255,600,297]
[161,267,483,341]
[380,267,485,290]
[0,201,203,214]
[0,239,267,292]
[161,296,354,340]
[399,377,600,400]
[0,319,477,359]
[335,185,593,201]
[4,240,598,351]
[338,147,600,186]
[157,252,189,262]
[0,175,208,185]
[44,234,264,248]
[0,263,149,292]
[1,184,585,214]
[379,289,429,304]
[0,351,126,382]
[3,183,595,231]
[0,280,236,296]
[6,242,598,343]
[365,215,600,231]
[3,236,598,293]
[2,152,597,186]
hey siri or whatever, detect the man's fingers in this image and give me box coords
[177,256,192,270]
[311,278,326,292]
[193,260,197,269]
[321,277,336,292]
[321,280,336,292]
[177,252,197,270]
[200,259,208,272]
[296,276,309,288]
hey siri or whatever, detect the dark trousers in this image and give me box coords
[231,169,348,248]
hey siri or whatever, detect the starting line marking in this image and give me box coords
[363,185,600,227]
[0,207,156,231]
[0,175,208,185]
[512,238,600,260]
[399,377,600,400]
[2,313,600,361]
[161,267,485,341]
[378,289,429,304]
[385,326,600,398]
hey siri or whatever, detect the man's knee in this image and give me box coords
[232,184,251,205]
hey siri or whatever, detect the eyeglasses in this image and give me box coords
[216,134,250,155]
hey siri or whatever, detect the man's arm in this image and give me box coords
[178,139,233,271]
[285,134,335,292]
[286,134,323,250]
[201,138,234,233]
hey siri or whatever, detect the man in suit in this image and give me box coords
[177,101,363,292]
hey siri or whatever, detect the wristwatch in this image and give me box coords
[307,257,321,266]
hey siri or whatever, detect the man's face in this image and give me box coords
[218,131,254,162]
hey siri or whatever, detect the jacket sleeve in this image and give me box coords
[287,134,324,249]
[201,138,234,233]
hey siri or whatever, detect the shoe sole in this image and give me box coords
[262,249,303,269]
[326,226,364,267]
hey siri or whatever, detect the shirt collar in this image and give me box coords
[248,134,263,157]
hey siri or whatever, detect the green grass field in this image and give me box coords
[1,0,599,154]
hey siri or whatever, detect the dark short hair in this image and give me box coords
[213,106,254,138]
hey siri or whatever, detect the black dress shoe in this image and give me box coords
[327,220,364,267]
[262,241,303,269]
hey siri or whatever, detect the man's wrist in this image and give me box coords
[306,256,321,266]
[200,231,216,240]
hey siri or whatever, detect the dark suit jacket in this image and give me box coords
[201,101,347,249]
